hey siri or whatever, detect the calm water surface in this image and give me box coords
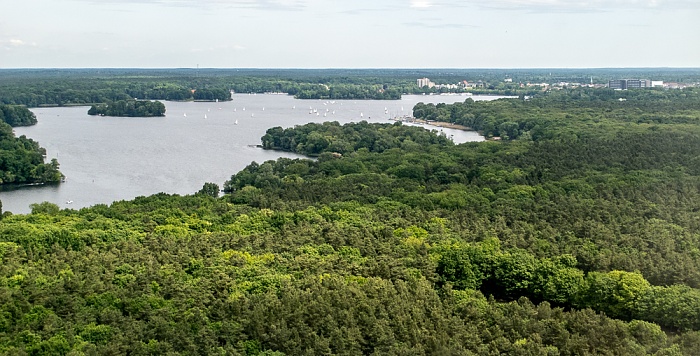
[0,94,506,213]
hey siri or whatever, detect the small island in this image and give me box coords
[88,100,166,117]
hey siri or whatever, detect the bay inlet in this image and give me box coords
[0,94,508,213]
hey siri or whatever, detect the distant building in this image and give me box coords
[435,83,459,90]
[664,82,686,89]
[626,79,651,89]
[504,78,513,83]
[608,80,625,89]
[609,79,652,90]
[417,78,434,88]
[526,82,550,88]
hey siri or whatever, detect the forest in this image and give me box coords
[3,86,700,354]
[0,105,38,127]
[0,105,62,186]
[413,87,700,140]
[88,100,166,117]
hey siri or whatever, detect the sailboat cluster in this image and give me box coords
[179,97,410,129]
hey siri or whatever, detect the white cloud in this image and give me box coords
[462,0,700,11]
[0,39,37,49]
[191,44,246,52]
[410,0,434,8]
[80,0,307,10]
[403,21,476,29]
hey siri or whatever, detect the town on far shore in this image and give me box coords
[416,76,696,91]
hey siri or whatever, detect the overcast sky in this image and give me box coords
[1,0,698,68]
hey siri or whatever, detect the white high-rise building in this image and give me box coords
[417,78,434,88]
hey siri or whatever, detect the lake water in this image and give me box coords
[0,94,507,214]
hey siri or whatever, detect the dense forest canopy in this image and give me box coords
[0,105,38,127]
[260,121,454,156]
[0,105,62,186]
[88,100,166,117]
[414,87,700,139]
[3,83,700,354]
[0,122,62,185]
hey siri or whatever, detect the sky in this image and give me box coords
[1,0,699,68]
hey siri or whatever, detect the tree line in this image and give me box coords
[7,68,684,107]
[88,100,166,117]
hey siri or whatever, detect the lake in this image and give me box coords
[0,94,508,214]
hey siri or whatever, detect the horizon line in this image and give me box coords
[1,67,700,70]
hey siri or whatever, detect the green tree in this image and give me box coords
[197,182,220,198]
[29,201,60,215]
[579,270,651,319]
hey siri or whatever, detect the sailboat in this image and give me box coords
[204,114,207,119]
[234,119,239,125]
[183,113,187,117]
[360,112,364,118]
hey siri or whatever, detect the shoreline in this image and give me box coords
[416,119,473,131]
[394,117,474,131]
